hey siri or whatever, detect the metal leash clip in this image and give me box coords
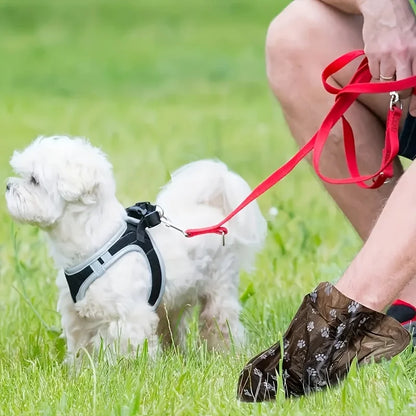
[160,217,190,237]
[389,91,402,110]
[156,206,189,237]
[157,205,226,245]
[219,230,226,246]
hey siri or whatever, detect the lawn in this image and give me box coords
[0,0,415,415]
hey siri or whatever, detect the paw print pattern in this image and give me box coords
[243,389,253,398]
[324,283,333,295]
[307,321,315,332]
[283,350,290,362]
[337,323,346,335]
[320,327,330,338]
[334,340,345,350]
[297,339,306,349]
[348,301,360,314]
[263,381,276,392]
[315,353,327,362]
[253,368,263,378]
[259,348,276,360]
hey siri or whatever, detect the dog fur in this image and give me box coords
[6,136,266,361]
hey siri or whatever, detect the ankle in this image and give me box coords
[334,281,385,312]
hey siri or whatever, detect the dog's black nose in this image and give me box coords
[6,183,11,191]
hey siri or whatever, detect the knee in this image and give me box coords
[265,2,330,99]
[266,4,309,91]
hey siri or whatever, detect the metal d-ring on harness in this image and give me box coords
[64,202,167,309]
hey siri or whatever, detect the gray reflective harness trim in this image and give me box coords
[64,217,166,310]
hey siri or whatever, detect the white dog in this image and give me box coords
[6,136,266,361]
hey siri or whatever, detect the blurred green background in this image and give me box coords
[0,1,379,415]
[1,0,356,301]
[0,0,288,177]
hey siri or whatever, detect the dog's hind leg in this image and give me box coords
[157,305,194,348]
[199,278,245,350]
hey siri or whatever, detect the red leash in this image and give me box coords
[185,50,416,238]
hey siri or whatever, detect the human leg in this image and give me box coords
[239,158,416,398]
[237,0,415,401]
[336,159,416,310]
[266,0,416,308]
[238,157,416,399]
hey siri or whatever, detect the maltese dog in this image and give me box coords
[6,136,266,361]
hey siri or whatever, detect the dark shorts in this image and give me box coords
[399,113,416,160]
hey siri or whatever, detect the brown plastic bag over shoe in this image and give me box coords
[238,282,410,402]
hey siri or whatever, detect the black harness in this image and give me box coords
[64,202,165,309]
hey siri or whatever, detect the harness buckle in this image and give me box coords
[144,210,161,227]
[126,202,161,228]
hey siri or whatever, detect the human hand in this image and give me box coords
[360,0,416,115]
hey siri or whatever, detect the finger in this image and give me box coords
[395,61,412,81]
[379,62,396,81]
[395,62,413,98]
[376,50,396,81]
[365,53,381,80]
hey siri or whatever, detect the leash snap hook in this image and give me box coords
[382,172,392,184]
[220,229,226,246]
[374,171,391,185]
[389,91,402,110]
[160,215,189,237]
[155,205,189,237]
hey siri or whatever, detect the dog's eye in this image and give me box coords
[30,175,39,186]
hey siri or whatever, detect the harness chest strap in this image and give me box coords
[64,206,165,309]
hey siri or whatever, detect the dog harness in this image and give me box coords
[64,202,165,309]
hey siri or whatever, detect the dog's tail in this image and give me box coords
[214,161,267,272]
[157,159,266,271]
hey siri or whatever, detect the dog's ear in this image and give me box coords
[55,138,115,205]
[57,164,100,205]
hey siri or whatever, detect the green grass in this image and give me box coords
[0,0,415,415]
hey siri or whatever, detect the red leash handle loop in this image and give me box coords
[313,50,413,187]
[185,50,416,238]
[321,49,368,94]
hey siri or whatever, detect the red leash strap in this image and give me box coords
[185,50,416,238]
